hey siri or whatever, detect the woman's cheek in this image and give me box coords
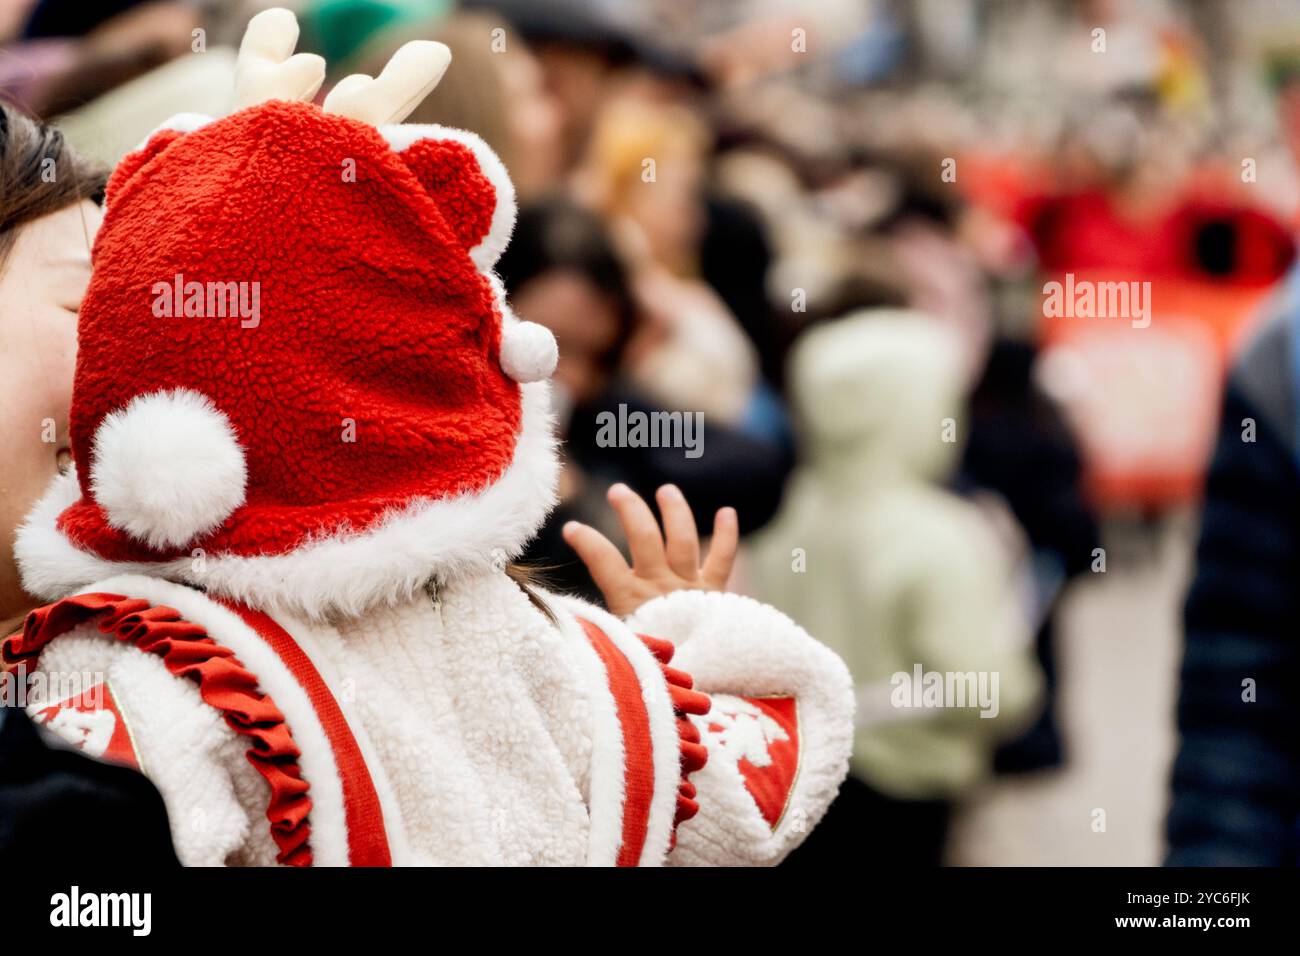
[0,376,65,620]
[3,312,76,492]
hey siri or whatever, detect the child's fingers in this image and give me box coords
[607,483,668,574]
[563,521,632,599]
[656,484,700,578]
[701,507,739,588]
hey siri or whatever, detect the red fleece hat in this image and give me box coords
[20,101,560,618]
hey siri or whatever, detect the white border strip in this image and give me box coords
[271,610,414,866]
[550,602,626,866]
[82,573,352,866]
[553,595,681,867]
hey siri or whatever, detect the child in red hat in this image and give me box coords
[4,9,852,866]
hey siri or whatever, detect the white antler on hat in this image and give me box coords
[233,7,327,109]
[233,7,451,121]
[323,40,452,125]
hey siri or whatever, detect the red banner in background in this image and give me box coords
[1035,271,1276,510]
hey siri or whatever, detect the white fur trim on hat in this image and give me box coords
[17,381,559,622]
[90,388,247,551]
[138,112,214,149]
[379,123,517,271]
[500,321,558,383]
[484,273,554,383]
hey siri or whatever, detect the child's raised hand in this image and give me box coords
[563,483,739,617]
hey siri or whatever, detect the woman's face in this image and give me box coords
[621,143,705,275]
[0,200,102,625]
[500,45,565,202]
[512,269,622,410]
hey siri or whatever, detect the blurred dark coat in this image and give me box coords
[524,383,794,602]
[958,338,1100,773]
[1166,301,1300,866]
[0,704,179,863]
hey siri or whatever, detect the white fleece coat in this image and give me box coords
[19,568,852,867]
[8,78,854,865]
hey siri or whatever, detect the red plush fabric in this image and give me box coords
[636,633,710,848]
[59,100,520,562]
[4,593,313,865]
[401,137,496,253]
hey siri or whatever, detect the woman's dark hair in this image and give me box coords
[496,198,641,614]
[496,196,638,371]
[0,101,107,267]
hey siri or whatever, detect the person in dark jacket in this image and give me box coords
[498,198,794,601]
[959,336,1101,773]
[0,705,180,864]
[1165,292,1300,865]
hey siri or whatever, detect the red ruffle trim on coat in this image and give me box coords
[636,634,711,849]
[2,592,313,866]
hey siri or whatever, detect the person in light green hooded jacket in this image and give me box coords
[752,310,1042,864]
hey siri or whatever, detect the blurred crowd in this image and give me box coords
[6,0,1300,865]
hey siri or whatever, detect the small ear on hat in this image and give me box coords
[106,114,212,208]
[381,125,517,270]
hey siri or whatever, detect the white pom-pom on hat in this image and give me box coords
[90,388,247,551]
[499,320,558,383]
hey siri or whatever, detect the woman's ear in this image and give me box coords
[382,125,517,271]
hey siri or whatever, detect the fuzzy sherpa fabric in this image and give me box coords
[60,100,525,567]
[15,573,854,866]
[628,590,856,865]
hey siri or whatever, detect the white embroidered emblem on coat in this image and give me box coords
[697,696,788,767]
[32,706,117,759]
